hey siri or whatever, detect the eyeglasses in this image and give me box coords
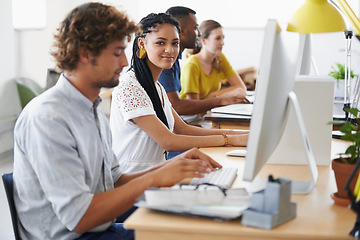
[179,183,228,197]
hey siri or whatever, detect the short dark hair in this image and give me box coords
[51,2,137,72]
[165,6,196,21]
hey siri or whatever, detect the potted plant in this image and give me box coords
[329,63,357,99]
[332,108,360,206]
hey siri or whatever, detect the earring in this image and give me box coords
[136,48,147,59]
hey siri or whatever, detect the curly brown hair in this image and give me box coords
[51,2,138,72]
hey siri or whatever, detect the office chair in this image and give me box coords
[2,173,21,240]
[45,68,60,90]
[14,78,44,109]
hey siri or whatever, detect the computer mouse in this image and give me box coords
[226,149,247,157]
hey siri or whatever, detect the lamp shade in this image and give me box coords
[287,0,346,33]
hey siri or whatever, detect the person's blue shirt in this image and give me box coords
[158,52,182,93]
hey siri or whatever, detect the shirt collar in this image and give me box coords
[56,74,98,113]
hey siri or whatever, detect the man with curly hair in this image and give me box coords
[12,3,220,239]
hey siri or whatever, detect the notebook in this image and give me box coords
[211,103,253,116]
[137,185,250,220]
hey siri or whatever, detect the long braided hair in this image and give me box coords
[130,13,180,128]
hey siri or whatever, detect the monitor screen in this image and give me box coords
[243,19,318,194]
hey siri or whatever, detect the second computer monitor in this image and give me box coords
[243,19,318,194]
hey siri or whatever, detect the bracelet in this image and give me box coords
[222,133,228,147]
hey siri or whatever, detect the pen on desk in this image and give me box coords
[243,97,251,104]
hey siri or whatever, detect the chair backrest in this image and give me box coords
[2,173,21,240]
[45,68,60,90]
[14,78,44,109]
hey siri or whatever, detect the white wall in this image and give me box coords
[0,1,20,118]
[4,0,360,109]
[223,27,360,76]
[14,0,360,87]
[0,0,21,160]
[4,0,360,124]
[16,0,139,86]
[2,0,360,159]
[16,0,72,86]
[4,0,360,104]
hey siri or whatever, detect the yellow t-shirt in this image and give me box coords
[179,53,237,99]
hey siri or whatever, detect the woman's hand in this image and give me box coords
[228,133,248,147]
[218,95,250,106]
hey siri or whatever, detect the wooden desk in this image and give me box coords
[203,111,250,130]
[125,145,356,240]
[204,110,342,131]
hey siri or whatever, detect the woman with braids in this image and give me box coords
[180,19,248,100]
[110,13,248,173]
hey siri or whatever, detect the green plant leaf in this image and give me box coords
[345,145,356,154]
[354,131,360,142]
[329,120,345,125]
[339,121,357,134]
[347,108,360,117]
[333,105,360,164]
[328,63,357,80]
[342,134,358,142]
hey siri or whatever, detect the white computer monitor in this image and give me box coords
[296,34,312,75]
[243,19,318,194]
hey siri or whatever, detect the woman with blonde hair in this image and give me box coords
[180,20,248,101]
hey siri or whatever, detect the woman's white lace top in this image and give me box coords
[110,70,175,173]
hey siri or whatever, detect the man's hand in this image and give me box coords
[150,148,222,187]
[172,147,222,170]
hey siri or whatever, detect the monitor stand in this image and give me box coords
[284,91,318,194]
[247,91,318,195]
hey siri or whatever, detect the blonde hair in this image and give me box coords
[192,19,222,72]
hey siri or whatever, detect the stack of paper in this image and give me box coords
[137,185,250,220]
[211,104,253,116]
